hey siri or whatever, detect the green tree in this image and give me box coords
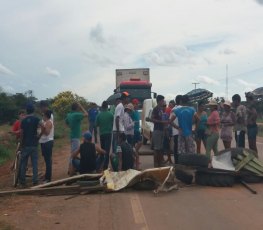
[51,91,89,118]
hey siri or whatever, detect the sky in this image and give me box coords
[0,0,263,104]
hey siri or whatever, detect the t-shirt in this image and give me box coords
[234,104,247,132]
[95,110,114,135]
[170,105,181,136]
[120,142,134,170]
[79,142,96,173]
[12,120,21,139]
[174,106,195,137]
[88,108,99,123]
[65,112,84,139]
[113,103,125,132]
[131,110,140,132]
[152,106,164,131]
[21,115,40,147]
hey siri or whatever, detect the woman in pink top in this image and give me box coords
[206,100,220,162]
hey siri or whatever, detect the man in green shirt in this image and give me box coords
[66,102,88,175]
[96,101,114,170]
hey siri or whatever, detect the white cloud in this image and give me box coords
[220,48,236,55]
[0,63,15,76]
[45,67,61,78]
[197,75,220,85]
[237,79,257,88]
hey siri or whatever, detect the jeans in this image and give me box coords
[173,135,178,163]
[20,146,38,185]
[235,130,246,148]
[41,140,53,181]
[99,133,112,170]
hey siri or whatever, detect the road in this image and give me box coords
[0,138,263,230]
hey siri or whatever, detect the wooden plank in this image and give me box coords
[235,154,254,171]
[32,173,102,189]
[0,185,81,197]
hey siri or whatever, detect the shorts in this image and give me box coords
[133,130,142,144]
[71,138,80,153]
[196,129,206,141]
[247,124,258,140]
[152,130,164,151]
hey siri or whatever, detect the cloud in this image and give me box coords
[143,46,196,66]
[237,79,256,88]
[45,67,61,78]
[255,0,263,5]
[220,48,236,55]
[89,23,105,44]
[197,75,220,85]
[0,63,15,76]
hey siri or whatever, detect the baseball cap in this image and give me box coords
[132,98,139,104]
[121,91,130,99]
[83,131,92,140]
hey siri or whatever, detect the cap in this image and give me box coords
[207,99,218,106]
[125,103,134,111]
[121,91,130,99]
[223,100,231,107]
[83,131,92,140]
[132,98,139,104]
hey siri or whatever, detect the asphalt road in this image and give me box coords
[0,138,262,230]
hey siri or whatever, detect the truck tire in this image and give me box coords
[195,169,235,187]
[175,169,193,185]
[178,154,209,167]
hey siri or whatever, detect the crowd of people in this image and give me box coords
[151,93,258,167]
[12,90,259,187]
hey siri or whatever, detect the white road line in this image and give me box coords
[130,193,149,230]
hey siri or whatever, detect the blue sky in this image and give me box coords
[0,0,263,104]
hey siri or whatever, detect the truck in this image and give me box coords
[107,68,154,108]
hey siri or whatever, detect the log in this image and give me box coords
[0,185,81,197]
[32,173,102,189]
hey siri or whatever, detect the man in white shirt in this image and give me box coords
[112,92,130,156]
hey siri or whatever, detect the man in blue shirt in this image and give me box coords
[170,95,196,154]
[88,103,99,143]
[20,104,43,187]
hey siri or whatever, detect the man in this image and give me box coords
[112,91,130,156]
[65,102,88,175]
[118,133,135,171]
[20,104,43,187]
[88,103,99,143]
[95,101,114,170]
[71,131,106,174]
[131,98,142,170]
[151,95,169,167]
[232,94,247,148]
[11,110,26,142]
[170,95,195,155]
[245,92,258,155]
[170,95,182,163]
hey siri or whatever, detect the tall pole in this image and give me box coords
[192,82,200,90]
[226,64,228,100]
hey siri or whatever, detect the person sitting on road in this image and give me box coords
[118,133,135,171]
[71,131,106,175]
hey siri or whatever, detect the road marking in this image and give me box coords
[130,193,149,230]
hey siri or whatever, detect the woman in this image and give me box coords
[194,101,207,153]
[220,100,235,149]
[39,110,54,183]
[206,100,220,163]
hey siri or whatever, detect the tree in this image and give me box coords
[51,91,89,118]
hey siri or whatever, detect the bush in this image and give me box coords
[0,145,12,165]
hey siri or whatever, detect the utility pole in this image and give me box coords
[226,64,228,100]
[192,82,200,90]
